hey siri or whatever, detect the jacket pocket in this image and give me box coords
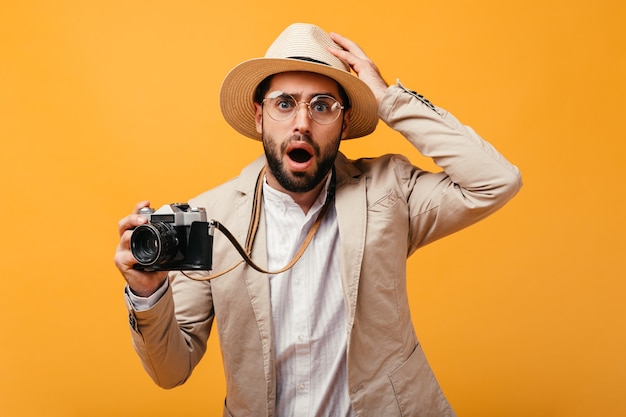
[388,344,455,417]
[368,189,399,212]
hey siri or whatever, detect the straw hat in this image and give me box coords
[219,23,379,141]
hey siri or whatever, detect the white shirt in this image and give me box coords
[263,177,353,417]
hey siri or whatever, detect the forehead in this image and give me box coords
[268,71,341,97]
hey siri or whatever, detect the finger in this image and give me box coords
[118,228,134,250]
[117,214,147,236]
[328,46,354,66]
[117,201,150,236]
[329,32,367,59]
[114,247,138,272]
[327,42,374,77]
[133,200,151,214]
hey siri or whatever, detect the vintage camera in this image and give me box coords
[130,203,213,271]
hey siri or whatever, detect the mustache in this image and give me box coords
[280,134,320,156]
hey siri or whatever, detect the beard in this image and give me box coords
[262,131,340,193]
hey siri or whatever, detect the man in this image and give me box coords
[114,23,522,417]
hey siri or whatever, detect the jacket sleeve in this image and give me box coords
[378,81,523,252]
[125,273,214,389]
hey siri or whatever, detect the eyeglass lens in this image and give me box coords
[264,92,343,124]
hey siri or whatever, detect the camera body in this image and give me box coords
[130,203,213,271]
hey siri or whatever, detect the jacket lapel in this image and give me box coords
[334,153,366,329]
[236,157,276,410]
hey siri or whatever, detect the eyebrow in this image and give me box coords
[271,91,338,101]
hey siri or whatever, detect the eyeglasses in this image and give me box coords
[262,91,344,125]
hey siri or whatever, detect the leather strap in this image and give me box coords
[184,166,332,281]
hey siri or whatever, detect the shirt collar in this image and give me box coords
[263,172,333,214]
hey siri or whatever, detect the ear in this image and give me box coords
[340,108,351,140]
[254,102,263,134]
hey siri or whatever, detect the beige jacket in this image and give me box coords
[125,84,522,416]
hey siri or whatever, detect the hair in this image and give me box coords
[253,73,352,110]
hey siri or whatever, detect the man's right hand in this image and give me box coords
[114,200,169,297]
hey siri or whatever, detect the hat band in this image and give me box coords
[287,56,331,66]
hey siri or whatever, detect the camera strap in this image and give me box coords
[186,165,333,280]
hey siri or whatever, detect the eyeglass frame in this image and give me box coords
[261,90,345,125]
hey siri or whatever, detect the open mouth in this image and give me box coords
[288,148,313,163]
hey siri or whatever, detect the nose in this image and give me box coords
[293,102,312,134]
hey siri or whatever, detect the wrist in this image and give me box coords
[125,278,169,312]
[127,274,168,298]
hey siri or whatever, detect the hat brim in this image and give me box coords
[219,58,379,141]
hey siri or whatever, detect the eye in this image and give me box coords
[310,97,333,113]
[276,98,294,111]
[266,91,295,113]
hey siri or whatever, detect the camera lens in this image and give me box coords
[130,222,178,266]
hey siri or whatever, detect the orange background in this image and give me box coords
[1,1,624,416]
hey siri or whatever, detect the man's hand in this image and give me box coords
[328,32,389,104]
[114,200,168,297]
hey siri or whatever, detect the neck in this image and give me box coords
[264,169,329,215]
